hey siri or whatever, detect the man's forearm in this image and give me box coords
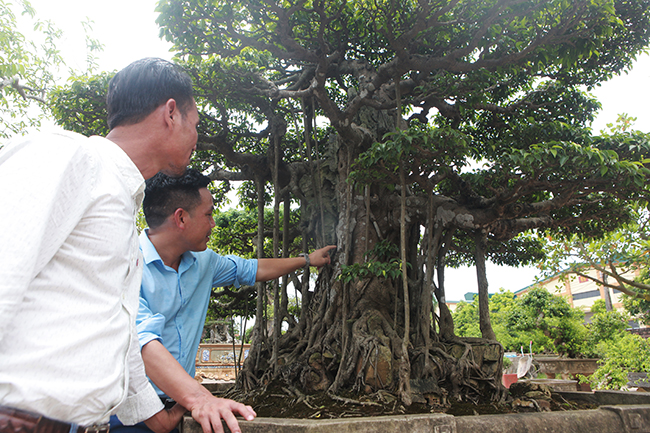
[141,340,212,408]
[255,245,336,281]
[256,257,307,281]
[141,340,256,433]
[144,404,187,433]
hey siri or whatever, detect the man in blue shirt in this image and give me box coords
[123,168,335,433]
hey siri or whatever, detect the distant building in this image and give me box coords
[514,267,641,324]
[445,292,489,313]
[444,266,643,326]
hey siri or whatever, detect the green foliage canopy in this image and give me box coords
[54,0,650,272]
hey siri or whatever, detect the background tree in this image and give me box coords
[538,200,650,309]
[206,208,268,334]
[586,330,650,389]
[52,0,650,406]
[582,299,630,356]
[538,117,650,310]
[1,0,106,141]
[49,71,112,138]
[454,288,587,356]
[454,287,645,390]
[580,299,644,390]
[452,297,481,339]
[453,289,521,351]
[506,286,587,357]
[621,268,650,324]
[0,0,65,139]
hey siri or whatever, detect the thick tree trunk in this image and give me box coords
[235,140,505,405]
[475,230,496,341]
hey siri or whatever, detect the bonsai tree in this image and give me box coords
[52,0,650,405]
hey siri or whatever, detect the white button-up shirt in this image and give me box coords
[0,131,162,426]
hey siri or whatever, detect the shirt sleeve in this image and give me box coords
[136,296,166,348]
[212,255,258,288]
[0,134,94,343]
[114,321,164,425]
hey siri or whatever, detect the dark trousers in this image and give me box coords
[109,414,179,433]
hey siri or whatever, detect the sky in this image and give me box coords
[18,0,650,300]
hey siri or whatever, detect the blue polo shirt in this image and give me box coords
[136,230,258,395]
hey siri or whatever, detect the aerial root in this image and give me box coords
[232,369,258,395]
[283,386,317,409]
[326,391,383,407]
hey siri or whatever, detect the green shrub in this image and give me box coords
[589,332,650,390]
[581,304,630,358]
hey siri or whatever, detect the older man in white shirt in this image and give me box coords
[0,58,254,433]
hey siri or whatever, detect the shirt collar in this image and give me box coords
[139,229,197,270]
[140,229,163,265]
[88,136,145,202]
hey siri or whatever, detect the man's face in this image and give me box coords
[165,99,199,177]
[184,188,216,252]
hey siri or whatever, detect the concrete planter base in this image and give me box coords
[193,380,650,432]
[181,404,650,433]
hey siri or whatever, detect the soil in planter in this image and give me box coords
[226,379,599,419]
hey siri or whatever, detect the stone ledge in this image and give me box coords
[181,413,456,433]
[181,405,650,433]
[454,407,623,433]
[602,405,650,432]
[558,390,650,406]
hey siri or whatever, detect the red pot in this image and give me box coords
[502,373,518,388]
